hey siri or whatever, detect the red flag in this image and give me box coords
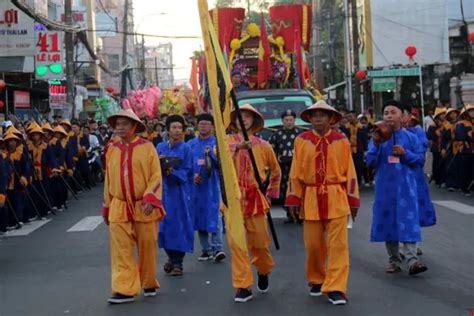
[189,57,199,99]
[257,13,273,89]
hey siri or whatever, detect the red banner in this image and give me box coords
[13,90,30,109]
[269,4,312,52]
[209,7,246,54]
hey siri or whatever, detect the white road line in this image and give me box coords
[433,200,474,215]
[5,219,52,237]
[67,216,103,232]
[270,206,287,219]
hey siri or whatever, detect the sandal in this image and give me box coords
[170,267,183,276]
[163,262,173,274]
[409,262,428,275]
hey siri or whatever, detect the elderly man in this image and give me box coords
[268,110,304,223]
[103,109,165,304]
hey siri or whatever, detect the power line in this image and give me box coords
[87,29,201,39]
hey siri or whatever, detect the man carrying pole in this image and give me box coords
[228,104,281,294]
[103,109,165,304]
[198,0,256,303]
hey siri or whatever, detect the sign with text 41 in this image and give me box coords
[35,30,64,80]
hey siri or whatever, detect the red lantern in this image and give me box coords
[0,100,4,110]
[0,80,5,92]
[355,70,367,81]
[105,86,115,94]
[469,32,474,43]
[405,45,417,58]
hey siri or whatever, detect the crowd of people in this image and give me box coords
[1,100,472,307]
[100,99,474,306]
[0,117,115,233]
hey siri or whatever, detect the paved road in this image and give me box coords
[0,186,473,316]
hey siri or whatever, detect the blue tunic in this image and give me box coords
[366,128,423,242]
[156,141,194,253]
[408,126,436,227]
[187,136,221,233]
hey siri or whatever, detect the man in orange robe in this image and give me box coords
[286,101,360,305]
[227,104,281,302]
[102,109,165,304]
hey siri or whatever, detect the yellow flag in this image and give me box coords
[198,0,253,289]
[204,5,233,128]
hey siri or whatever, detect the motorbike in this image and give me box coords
[87,145,104,186]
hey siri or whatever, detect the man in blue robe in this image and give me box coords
[366,100,428,276]
[156,115,194,276]
[188,113,226,262]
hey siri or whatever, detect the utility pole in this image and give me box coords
[154,57,159,86]
[120,0,129,98]
[65,0,75,118]
[312,0,324,91]
[141,34,146,87]
[343,0,354,110]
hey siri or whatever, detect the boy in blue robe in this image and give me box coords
[366,100,428,275]
[188,113,226,262]
[156,115,194,276]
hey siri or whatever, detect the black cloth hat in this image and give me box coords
[281,110,297,119]
[166,114,186,131]
[196,113,214,125]
[382,100,404,113]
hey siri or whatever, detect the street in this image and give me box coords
[0,186,473,316]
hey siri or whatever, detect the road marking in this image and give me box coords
[5,219,52,237]
[270,206,287,219]
[67,216,103,232]
[433,201,474,215]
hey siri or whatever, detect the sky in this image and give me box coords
[133,0,217,86]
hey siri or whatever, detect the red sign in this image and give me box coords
[14,90,30,109]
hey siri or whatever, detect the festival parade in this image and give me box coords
[0,0,473,315]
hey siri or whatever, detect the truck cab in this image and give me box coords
[236,89,315,139]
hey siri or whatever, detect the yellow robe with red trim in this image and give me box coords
[227,134,281,218]
[286,130,360,221]
[103,137,165,223]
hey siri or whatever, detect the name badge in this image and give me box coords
[197,159,206,166]
[388,155,400,164]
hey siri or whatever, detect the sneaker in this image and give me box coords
[163,262,173,274]
[107,293,135,304]
[327,291,347,305]
[214,251,226,263]
[448,187,455,192]
[198,252,212,261]
[409,262,428,275]
[143,288,157,297]
[416,247,423,256]
[386,262,402,273]
[170,267,183,276]
[257,273,269,293]
[283,218,295,224]
[234,288,253,303]
[309,284,323,297]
